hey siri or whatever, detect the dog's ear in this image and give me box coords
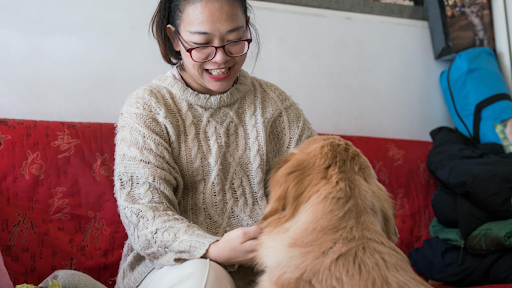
[382,210,399,244]
[380,187,399,243]
[261,147,320,227]
[260,153,294,225]
[260,185,288,224]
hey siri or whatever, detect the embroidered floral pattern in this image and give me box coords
[0,133,10,149]
[82,212,110,248]
[91,153,114,181]
[48,187,70,220]
[20,150,45,180]
[51,129,80,158]
[387,142,405,166]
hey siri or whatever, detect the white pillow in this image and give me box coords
[0,252,14,288]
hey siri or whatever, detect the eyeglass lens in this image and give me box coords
[191,41,249,62]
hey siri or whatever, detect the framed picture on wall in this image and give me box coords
[426,0,495,60]
[444,0,494,53]
[253,0,426,20]
[367,0,423,6]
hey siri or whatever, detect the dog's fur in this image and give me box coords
[256,136,431,288]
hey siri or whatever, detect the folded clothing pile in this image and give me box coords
[410,127,512,287]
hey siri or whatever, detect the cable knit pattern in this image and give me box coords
[113,69,316,288]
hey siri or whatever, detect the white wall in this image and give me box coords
[0,0,454,141]
[0,1,169,122]
[250,2,452,141]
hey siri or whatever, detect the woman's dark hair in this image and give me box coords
[150,0,260,66]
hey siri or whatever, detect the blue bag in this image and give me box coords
[440,47,512,144]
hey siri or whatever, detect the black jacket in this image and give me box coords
[410,237,512,287]
[427,127,512,240]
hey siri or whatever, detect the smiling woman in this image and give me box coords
[110,0,316,287]
[165,1,251,94]
[38,0,318,286]
[151,0,260,95]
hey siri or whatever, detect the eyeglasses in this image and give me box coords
[177,27,252,63]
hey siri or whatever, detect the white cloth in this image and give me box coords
[39,270,107,288]
[139,259,235,288]
[0,252,14,288]
[114,68,316,287]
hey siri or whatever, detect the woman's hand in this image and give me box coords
[203,225,261,266]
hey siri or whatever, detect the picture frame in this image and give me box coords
[252,0,426,20]
[427,0,495,60]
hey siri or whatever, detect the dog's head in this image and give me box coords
[260,136,398,243]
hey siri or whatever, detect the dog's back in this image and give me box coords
[257,136,431,288]
[257,191,431,288]
[325,237,432,288]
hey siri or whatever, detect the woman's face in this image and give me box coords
[168,0,249,95]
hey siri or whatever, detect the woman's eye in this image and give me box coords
[227,37,244,43]
[192,36,244,46]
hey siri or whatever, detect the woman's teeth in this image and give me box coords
[208,68,230,75]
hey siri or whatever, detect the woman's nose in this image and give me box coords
[211,47,231,63]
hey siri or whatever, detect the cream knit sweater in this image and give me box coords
[113,69,316,287]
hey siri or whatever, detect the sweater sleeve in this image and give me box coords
[114,88,220,269]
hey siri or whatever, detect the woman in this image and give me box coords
[113,0,317,287]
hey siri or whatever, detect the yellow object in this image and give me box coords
[15,279,62,288]
[49,280,63,288]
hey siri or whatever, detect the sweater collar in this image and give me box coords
[153,69,251,109]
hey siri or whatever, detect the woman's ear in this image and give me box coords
[166,25,181,52]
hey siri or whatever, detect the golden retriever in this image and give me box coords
[256,136,431,288]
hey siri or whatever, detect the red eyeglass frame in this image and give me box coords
[176,26,253,63]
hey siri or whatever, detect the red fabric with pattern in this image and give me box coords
[0,119,126,287]
[0,120,510,288]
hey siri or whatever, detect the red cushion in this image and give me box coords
[0,119,126,287]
